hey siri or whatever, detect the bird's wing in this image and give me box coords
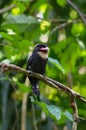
[26,55,33,70]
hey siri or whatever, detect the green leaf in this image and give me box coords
[71,23,85,35]
[17,2,26,13]
[4,45,17,58]
[63,110,73,121]
[38,102,62,121]
[3,14,38,33]
[60,39,81,73]
[17,40,32,53]
[38,102,49,114]
[30,96,35,103]
[1,32,13,41]
[56,0,66,7]
[17,82,30,93]
[46,105,62,120]
[48,57,65,74]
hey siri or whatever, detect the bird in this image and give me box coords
[26,44,49,101]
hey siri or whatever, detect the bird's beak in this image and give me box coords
[40,47,49,52]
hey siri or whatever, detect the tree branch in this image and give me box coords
[0,4,16,14]
[0,62,86,104]
[50,19,80,34]
[71,97,78,130]
[67,0,86,24]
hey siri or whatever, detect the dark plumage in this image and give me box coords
[26,44,49,100]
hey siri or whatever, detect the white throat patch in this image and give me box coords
[37,51,48,59]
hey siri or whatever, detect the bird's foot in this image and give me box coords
[43,74,46,78]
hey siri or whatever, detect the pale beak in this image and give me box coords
[40,47,49,51]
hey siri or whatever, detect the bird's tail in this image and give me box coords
[31,83,40,101]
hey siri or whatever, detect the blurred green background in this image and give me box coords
[0,0,86,130]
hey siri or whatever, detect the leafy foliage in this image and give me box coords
[38,102,73,122]
[0,0,86,130]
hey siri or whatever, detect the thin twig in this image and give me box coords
[0,62,86,104]
[36,16,66,23]
[51,20,80,34]
[67,72,78,130]
[46,77,86,103]
[71,97,79,122]
[71,98,79,130]
[0,4,16,14]
[67,0,86,24]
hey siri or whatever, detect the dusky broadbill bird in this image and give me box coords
[26,44,49,101]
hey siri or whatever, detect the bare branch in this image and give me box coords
[72,98,79,122]
[50,20,80,34]
[0,62,86,104]
[67,0,86,24]
[0,4,16,14]
[71,98,79,130]
[46,77,86,103]
[67,72,78,130]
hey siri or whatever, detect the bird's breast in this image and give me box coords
[30,57,47,74]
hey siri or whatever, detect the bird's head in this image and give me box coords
[34,44,49,59]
